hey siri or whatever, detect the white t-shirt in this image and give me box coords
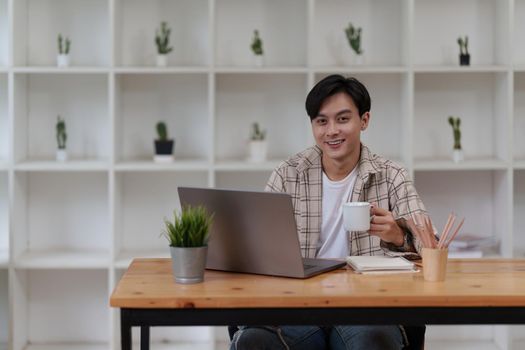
[316,167,358,259]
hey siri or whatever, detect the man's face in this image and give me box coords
[311,92,369,162]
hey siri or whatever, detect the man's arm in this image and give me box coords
[265,167,286,193]
[380,167,428,256]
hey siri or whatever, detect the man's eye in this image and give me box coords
[338,116,350,122]
[316,119,327,125]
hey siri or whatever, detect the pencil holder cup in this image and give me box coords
[422,248,448,282]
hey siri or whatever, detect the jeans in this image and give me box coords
[230,325,404,350]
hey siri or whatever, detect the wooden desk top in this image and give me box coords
[110,258,525,309]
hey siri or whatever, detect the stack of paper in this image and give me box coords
[447,234,498,258]
[346,255,416,273]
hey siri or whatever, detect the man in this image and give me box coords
[230,75,427,350]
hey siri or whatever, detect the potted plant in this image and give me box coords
[155,21,173,67]
[56,115,67,161]
[457,36,470,66]
[251,30,264,67]
[344,22,363,64]
[248,122,267,162]
[57,34,71,67]
[162,205,214,284]
[448,116,463,162]
[153,121,174,162]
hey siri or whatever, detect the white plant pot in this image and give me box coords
[57,54,70,68]
[153,155,174,163]
[452,149,464,163]
[56,149,68,162]
[156,54,168,67]
[254,55,264,67]
[354,54,364,65]
[248,140,267,162]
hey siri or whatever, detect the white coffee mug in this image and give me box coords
[343,202,371,231]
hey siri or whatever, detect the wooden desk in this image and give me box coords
[110,258,525,350]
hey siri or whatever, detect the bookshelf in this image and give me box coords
[1,0,524,349]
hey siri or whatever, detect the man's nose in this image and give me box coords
[326,121,339,136]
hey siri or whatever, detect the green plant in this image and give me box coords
[251,30,264,56]
[250,122,266,141]
[162,206,214,248]
[58,34,71,55]
[448,116,462,150]
[344,23,362,55]
[155,21,173,55]
[56,115,67,149]
[156,121,169,141]
[457,36,469,56]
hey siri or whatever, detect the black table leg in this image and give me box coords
[141,326,150,350]
[121,309,132,350]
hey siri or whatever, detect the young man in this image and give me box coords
[230,75,427,350]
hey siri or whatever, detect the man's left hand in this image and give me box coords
[369,204,405,246]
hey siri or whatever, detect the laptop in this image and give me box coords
[178,187,346,278]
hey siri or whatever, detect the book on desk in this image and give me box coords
[346,255,417,274]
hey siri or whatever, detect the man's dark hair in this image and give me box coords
[305,75,371,120]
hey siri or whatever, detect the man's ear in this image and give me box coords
[361,112,370,131]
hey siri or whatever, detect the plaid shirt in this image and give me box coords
[265,144,426,259]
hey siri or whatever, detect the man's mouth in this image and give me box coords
[326,139,344,146]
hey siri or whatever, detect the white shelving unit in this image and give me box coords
[1,0,525,349]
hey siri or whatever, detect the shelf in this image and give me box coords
[515,161,525,170]
[13,0,110,67]
[216,74,307,161]
[115,159,209,172]
[114,172,209,256]
[22,345,109,350]
[415,170,510,257]
[214,159,281,171]
[312,0,406,67]
[313,66,408,74]
[216,0,306,67]
[116,0,209,67]
[414,0,508,66]
[12,269,109,348]
[115,74,209,162]
[13,73,110,162]
[115,249,168,269]
[414,158,509,171]
[413,65,508,73]
[115,67,208,74]
[14,159,109,171]
[13,67,109,74]
[14,249,110,269]
[215,66,308,74]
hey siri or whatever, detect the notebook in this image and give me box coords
[178,187,346,279]
[346,255,416,273]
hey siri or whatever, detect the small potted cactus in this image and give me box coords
[448,116,463,162]
[57,34,71,67]
[56,115,67,161]
[155,21,173,67]
[154,121,174,162]
[250,30,264,67]
[457,36,470,66]
[248,122,267,162]
[344,22,363,64]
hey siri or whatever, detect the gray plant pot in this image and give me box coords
[169,246,208,284]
